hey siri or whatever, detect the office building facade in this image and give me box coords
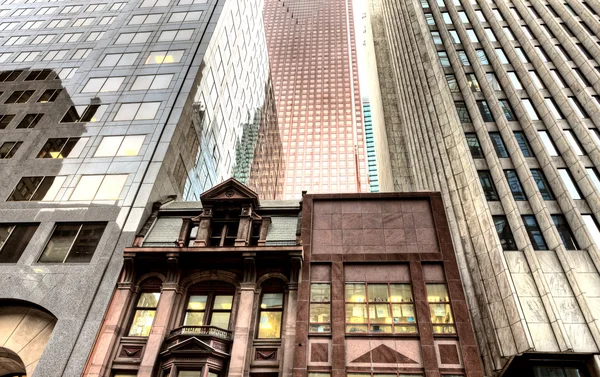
[263,0,369,199]
[366,0,600,374]
[0,0,281,375]
[85,178,483,377]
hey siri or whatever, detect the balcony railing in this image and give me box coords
[169,325,233,341]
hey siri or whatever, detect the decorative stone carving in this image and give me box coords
[255,348,277,360]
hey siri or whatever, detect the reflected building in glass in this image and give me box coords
[0,0,281,375]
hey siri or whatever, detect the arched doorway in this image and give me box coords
[0,300,57,377]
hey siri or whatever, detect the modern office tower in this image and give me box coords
[0,0,281,375]
[362,100,379,192]
[85,178,483,377]
[366,0,600,375]
[263,0,369,199]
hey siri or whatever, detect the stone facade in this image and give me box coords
[366,0,600,374]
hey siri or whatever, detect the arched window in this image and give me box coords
[183,281,235,330]
[257,279,285,339]
[128,278,162,337]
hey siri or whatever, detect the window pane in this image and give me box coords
[258,311,282,338]
[345,283,366,302]
[139,292,161,307]
[114,103,141,121]
[539,131,558,156]
[477,101,494,122]
[552,215,579,250]
[261,293,283,309]
[514,132,533,157]
[531,169,554,200]
[390,284,412,302]
[505,170,527,201]
[522,215,548,250]
[368,284,389,302]
[94,175,127,200]
[466,133,483,158]
[478,171,499,201]
[188,295,207,310]
[426,284,449,302]
[136,102,160,119]
[490,133,508,157]
[8,176,42,201]
[129,310,156,336]
[346,303,367,323]
[429,304,454,333]
[558,169,582,199]
[184,311,205,325]
[493,216,517,250]
[210,312,230,329]
[65,223,106,262]
[70,175,103,200]
[150,74,173,89]
[213,295,233,309]
[522,99,539,120]
[311,284,330,301]
[582,215,600,248]
[33,176,65,201]
[0,224,38,263]
[310,304,331,323]
[38,224,80,263]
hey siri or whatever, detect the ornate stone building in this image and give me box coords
[83,179,483,377]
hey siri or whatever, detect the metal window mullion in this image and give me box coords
[62,224,82,263]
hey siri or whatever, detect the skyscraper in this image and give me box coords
[0,0,280,375]
[263,0,369,199]
[367,0,600,374]
[362,100,379,192]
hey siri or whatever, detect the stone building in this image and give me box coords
[0,0,282,375]
[83,179,483,377]
[365,0,600,374]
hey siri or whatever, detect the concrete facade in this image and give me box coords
[366,0,600,374]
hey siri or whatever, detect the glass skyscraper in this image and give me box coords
[0,0,281,375]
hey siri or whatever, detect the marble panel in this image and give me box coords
[512,273,539,297]
[554,297,585,324]
[519,297,549,323]
[564,324,599,352]
[578,274,600,297]
[504,252,530,273]
[545,273,573,297]
[536,251,563,273]
[529,323,560,352]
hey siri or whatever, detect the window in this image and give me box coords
[82,77,125,93]
[466,133,483,158]
[86,31,105,42]
[61,5,82,13]
[441,12,452,25]
[591,128,600,148]
[494,215,518,250]
[310,283,330,333]
[0,224,38,263]
[345,282,416,334]
[536,47,550,62]
[538,131,559,156]
[85,3,106,12]
[514,132,533,157]
[168,11,202,22]
[477,100,494,122]
[99,16,117,25]
[141,0,170,6]
[115,32,151,44]
[14,113,42,129]
[12,8,33,16]
[503,27,515,40]
[257,281,284,339]
[43,50,69,62]
[158,29,194,42]
[505,170,526,201]
[529,71,545,89]
[455,102,471,123]
[507,72,522,90]
[30,34,54,44]
[144,50,184,65]
[551,215,579,250]
[563,130,585,155]
[48,19,70,28]
[61,105,107,123]
[573,69,591,87]
[5,90,35,104]
[0,142,22,159]
[25,69,52,81]
[466,73,480,92]
[558,169,582,199]
[59,33,82,43]
[37,138,88,159]
[515,47,529,63]
[550,70,566,88]
[129,13,162,25]
[94,135,145,157]
[179,0,208,3]
[72,49,92,60]
[489,132,508,157]
[465,29,478,43]
[183,284,234,330]
[426,284,454,334]
[475,10,486,22]
[531,169,554,200]
[522,99,540,120]
[0,70,23,82]
[522,215,548,250]
[478,171,499,201]
[484,28,497,41]
[438,52,450,68]
[495,48,509,64]
[70,174,128,201]
[587,168,600,192]
[449,31,460,44]
[39,222,106,263]
[567,97,588,119]
[21,21,43,30]
[486,73,502,91]
[545,98,564,119]
[431,31,442,45]
[99,53,139,67]
[128,292,161,336]
[73,18,94,27]
[498,100,516,121]
[0,22,18,31]
[445,74,459,92]
[37,89,62,103]
[582,215,600,247]
[114,102,160,121]
[111,2,126,10]
[0,114,15,129]
[457,50,470,66]
[4,36,28,46]
[7,176,66,202]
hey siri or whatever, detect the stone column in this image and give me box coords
[138,255,180,377]
[228,256,257,377]
[194,207,212,246]
[281,256,301,377]
[83,257,136,377]
[257,218,271,246]
[235,205,253,246]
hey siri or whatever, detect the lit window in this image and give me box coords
[144,50,184,64]
[131,74,173,90]
[37,138,88,159]
[0,142,22,159]
[183,284,234,330]
[558,169,582,199]
[426,284,455,334]
[310,283,330,333]
[257,282,284,338]
[128,292,161,336]
[538,131,559,156]
[493,215,517,250]
[70,174,128,201]
[94,135,145,157]
[114,102,160,121]
[7,176,66,201]
[531,169,554,200]
[522,215,548,250]
[82,77,125,93]
[0,224,38,263]
[478,171,499,201]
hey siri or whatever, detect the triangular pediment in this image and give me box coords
[351,344,417,364]
[200,178,259,207]
[165,337,215,354]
